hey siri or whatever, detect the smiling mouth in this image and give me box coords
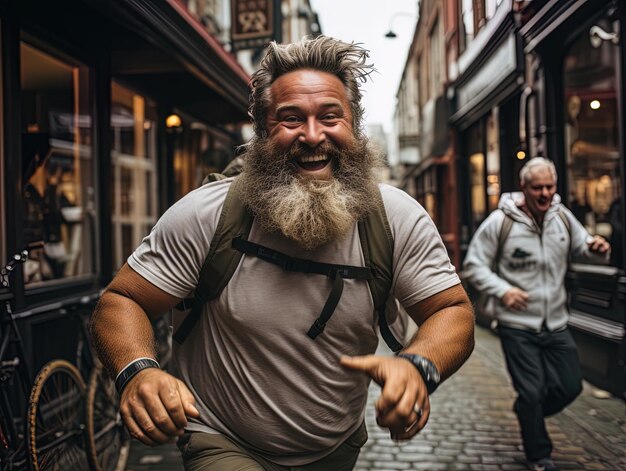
[294,154,332,172]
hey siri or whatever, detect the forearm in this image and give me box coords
[90,290,157,378]
[403,300,474,381]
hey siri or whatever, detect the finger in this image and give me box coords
[376,379,420,428]
[390,397,431,441]
[120,408,159,446]
[144,393,184,437]
[340,355,383,385]
[403,403,423,433]
[132,405,174,443]
[340,355,379,373]
[177,379,200,418]
[159,384,190,432]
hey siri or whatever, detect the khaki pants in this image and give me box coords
[178,422,367,471]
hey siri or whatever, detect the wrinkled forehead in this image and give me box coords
[524,166,556,186]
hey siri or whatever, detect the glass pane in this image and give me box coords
[459,0,474,54]
[470,152,486,231]
[486,110,500,212]
[563,18,622,267]
[121,224,133,263]
[111,82,158,272]
[20,42,95,285]
[120,166,133,216]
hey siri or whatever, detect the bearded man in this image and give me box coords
[91,36,474,471]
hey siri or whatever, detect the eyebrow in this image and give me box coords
[275,101,344,115]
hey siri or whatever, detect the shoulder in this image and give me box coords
[378,184,428,219]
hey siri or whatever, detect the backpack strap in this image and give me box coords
[493,211,514,273]
[201,172,228,186]
[231,237,376,340]
[173,179,252,344]
[556,206,572,258]
[359,190,403,353]
[174,182,401,351]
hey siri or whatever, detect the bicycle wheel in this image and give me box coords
[85,363,130,471]
[27,359,89,471]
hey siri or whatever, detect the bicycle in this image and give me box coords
[26,287,130,471]
[0,246,88,470]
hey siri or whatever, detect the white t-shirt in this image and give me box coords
[128,178,459,465]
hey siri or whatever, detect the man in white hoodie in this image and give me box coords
[463,157,609,471]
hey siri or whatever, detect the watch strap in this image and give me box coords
[115,357,160,394]
[397,353,440,395]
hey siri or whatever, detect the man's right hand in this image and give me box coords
[119,368,200,445]
[501,287,529,311]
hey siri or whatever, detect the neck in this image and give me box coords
[521,205,544,227]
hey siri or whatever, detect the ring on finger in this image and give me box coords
[403,405,422,433]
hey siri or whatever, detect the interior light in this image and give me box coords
[516,150,526,160]
[166,114,182,128]
[590,100,601,110]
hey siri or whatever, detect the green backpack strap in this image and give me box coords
[201,172,228,186]
[358,189,403,352]
[173,178,253,344]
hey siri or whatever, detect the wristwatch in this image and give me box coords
[397,353,441,395]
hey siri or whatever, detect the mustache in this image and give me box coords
[286,141,341,160]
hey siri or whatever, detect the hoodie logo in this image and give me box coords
[508,247,537,270]
[512,248,531,258]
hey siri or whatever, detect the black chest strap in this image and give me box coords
[231,237,376,340]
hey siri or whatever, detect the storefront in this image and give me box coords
[411,94,461,266]
[520,0,625,399]
[450,0,524,268]
[1,0,249,371]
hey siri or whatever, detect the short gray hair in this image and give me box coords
[249,35,375,138]
[519,157,558,185]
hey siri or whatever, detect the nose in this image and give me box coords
[298,117,326,147]
[541,186,551,197]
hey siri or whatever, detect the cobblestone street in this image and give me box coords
[125,326,626,470]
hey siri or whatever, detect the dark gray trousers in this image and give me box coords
[499,326,582,461]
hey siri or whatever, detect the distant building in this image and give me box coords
[394,0,626,400]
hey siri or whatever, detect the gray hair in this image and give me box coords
[249,35,375,138]
[519,157,558,185]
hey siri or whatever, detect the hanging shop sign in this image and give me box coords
[231,0,280,51]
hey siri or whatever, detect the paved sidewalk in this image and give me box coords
[355,326,626,470]
[125,326,626,470]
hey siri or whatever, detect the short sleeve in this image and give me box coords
[127,179,231,299]
[380,185,460,308]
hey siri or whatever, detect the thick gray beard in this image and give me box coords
[238,137,384,250]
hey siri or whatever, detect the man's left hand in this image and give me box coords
[588,235,610,254]
[340,354,429,441]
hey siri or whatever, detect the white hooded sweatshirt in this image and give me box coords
[463,192,606,332]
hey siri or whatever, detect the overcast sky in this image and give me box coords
[309,0,419,134]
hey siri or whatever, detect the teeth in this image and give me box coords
[299,155,328,163]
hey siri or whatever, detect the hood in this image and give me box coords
[497,192,562,225]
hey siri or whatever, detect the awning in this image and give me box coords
[15,0,251,125]
[106,0,251,124]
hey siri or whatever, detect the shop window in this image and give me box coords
[486,110,500,212]
[459,0,474,55]
[485,0,503,22]
[469,152,486,231]
[563,17,622,267]
[20,42,95,285]
[172,120,235,201]
[428,17,443,100]
[464,120,488,233]
[111,82,158,271]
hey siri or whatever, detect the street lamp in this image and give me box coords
[384,12,417,39]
